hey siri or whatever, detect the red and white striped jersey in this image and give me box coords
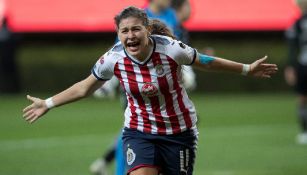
[92,35,198,135]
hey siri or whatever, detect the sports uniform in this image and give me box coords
[91,5,195,174]
[92,35,198,174]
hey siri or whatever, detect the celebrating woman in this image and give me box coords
[23,6,278,175]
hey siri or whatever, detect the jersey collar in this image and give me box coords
[124,36,156,66]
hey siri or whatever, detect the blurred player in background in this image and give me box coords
[171,0,191,44]
[145,0,196,91]
[171,0,196,91]
[0,0,20,93]
[284,0,307,145]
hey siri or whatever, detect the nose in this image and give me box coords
[127,30,135,39]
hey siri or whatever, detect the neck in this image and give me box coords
[137,38,153,62]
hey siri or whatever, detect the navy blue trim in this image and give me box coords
[91,69,110,81]
[124,36,156,66]
[188,49,197,65]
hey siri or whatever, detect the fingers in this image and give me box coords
[259,72,272,79]
[25,112,39,123]
[23,104,33,113]
[23,110,41,123]
[261,68,278,78]
[29,115,39,123]
[261,68,277,78]
[23,109,33,118]
[264,67,278,73]
[265,70,277,76]
[260,64,277,69]
[27,95,36,102]
[259,63,278,75]
[257,55,268,64]
[23,95,42,123]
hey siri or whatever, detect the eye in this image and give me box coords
[132,27,141,32]
[120,29,128,34]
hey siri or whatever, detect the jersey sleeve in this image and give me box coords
[168,39,197,65]
[91,52,115,81]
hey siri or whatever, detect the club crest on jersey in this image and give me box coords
[141,83,158,97]
[126,148,136,165]
[155,64,165,77]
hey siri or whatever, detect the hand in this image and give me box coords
[284,66,296,86]
[23,95,49,123]
[249,56,278,78]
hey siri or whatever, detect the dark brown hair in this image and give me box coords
[114,6,175,38]
[149,19,175,39]
[114,6,149,29]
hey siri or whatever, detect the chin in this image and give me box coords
[127,50,140,57]
[131,53,141,58]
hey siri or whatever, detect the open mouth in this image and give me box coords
[126,41,141,52]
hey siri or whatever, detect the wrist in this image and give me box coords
[241,64,250,76]
[45,97,55,109]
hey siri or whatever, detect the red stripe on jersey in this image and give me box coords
[114,62,138,130]
[138,66,154,133]
[152,53,180,133]
[139,61,166,135]
[124,58,152,133]
[166,56,192,129]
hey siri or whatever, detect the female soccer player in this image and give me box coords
[90,19,177,175]
[23,6,278,175]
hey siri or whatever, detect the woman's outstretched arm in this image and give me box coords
[193,54,278,78]
[23,74,105,123]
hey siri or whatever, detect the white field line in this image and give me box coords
[0,134,116,151]
[208,171,235,175]
[0,124,284,151]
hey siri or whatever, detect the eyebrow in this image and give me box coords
[119,25,143,30]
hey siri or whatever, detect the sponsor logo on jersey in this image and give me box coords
[155,64,165,77]
[179,42,186,49]
[99,56,104,64]
[141,83,158,97]
[126,148,136,165]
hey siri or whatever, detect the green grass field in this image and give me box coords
[0,93,306,175]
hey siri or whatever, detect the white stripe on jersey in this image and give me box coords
[159,54,188,133]
[93,35,198,135]
[147,57,173,135]
[132,62,153,133]
[181,89,198,127]
[118,62,132,129]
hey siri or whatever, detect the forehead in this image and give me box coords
[118,17,144,29]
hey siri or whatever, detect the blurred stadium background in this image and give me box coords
[0,0,306,175]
